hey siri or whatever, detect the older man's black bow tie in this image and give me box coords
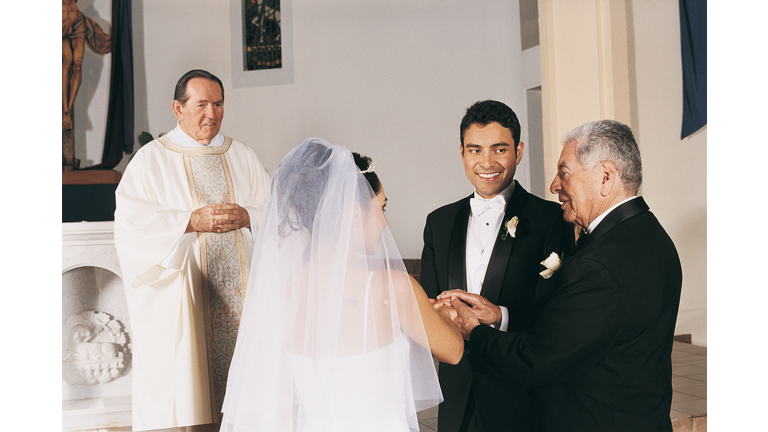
[576,231,589,250]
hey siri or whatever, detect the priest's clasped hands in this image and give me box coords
[186,203,251,234]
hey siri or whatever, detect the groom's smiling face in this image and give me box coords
[461,122,524,199]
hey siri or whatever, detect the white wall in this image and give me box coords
[73,1,707,345]
[78,0,531,259]
[629,0,707,345]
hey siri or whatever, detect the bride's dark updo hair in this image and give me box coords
[353,152,381,195]
[276,141,332,235]
[276,144,382,237]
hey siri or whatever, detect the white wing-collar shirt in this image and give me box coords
[586,196,638,234]
[466,181,515,331]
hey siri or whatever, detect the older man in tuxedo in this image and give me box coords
[420,100,572,432]
[449,119,683,431]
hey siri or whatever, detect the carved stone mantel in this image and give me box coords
[63,221,121,275]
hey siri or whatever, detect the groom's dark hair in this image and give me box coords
[459,100,522,149]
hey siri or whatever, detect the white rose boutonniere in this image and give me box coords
[539,252,562,279]
[501,216,519,240]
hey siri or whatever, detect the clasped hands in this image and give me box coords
[432,290,502,340]
[186,203,250,234]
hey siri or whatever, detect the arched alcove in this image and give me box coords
[62,222,132,432]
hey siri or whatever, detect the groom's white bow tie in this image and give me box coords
[470,195,506,217]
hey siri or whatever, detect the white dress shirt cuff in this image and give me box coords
[500,306,510,332]
[490,306,509,332]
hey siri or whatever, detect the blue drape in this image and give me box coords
[679,0,706,139]
[101,0,134,168]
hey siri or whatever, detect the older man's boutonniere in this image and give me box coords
[501,216,519,240]
[539,252,562,279]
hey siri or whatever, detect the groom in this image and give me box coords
[420,100,572,432]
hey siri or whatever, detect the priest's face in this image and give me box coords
[172,77,224,145]
[460,122,523,199]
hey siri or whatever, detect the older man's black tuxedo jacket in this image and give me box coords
[420,181,572,432]
[468,197,683,432]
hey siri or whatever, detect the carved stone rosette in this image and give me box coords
[62,311,128,386]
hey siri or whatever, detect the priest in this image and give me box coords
[114,69,270,431]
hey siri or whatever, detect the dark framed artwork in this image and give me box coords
[230,0,294,87]
[244,0,282,71]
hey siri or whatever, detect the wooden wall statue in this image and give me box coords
[62,0,111,170]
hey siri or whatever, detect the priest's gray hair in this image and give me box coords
[564,119,643,194]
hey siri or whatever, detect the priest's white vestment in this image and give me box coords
[114,136,270,431]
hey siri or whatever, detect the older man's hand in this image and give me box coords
[450,297,481,340]
[187,203,251,233]
[437,290,502,327]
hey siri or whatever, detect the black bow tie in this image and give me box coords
[576,231,589,250]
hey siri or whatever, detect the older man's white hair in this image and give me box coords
[563,119,643,195]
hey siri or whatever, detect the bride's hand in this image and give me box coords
[431,297,453,309]
[435,303,458,321]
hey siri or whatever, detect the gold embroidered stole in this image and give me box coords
[160,136,248,421]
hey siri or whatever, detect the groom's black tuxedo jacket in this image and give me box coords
[420,181,572,432]
[468,197,683,432]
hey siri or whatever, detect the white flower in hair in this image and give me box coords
[361,161,375,174]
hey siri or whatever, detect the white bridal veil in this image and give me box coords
[220,138,442,432]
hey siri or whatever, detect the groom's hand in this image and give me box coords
[450,297,480,340]
[437,290,502,327]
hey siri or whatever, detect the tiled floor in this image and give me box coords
[417,404,439,432]
[670,341,707,431]
[417,341,707,431]
[100,342,706,432]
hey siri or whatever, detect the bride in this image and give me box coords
[220,138,463,432]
